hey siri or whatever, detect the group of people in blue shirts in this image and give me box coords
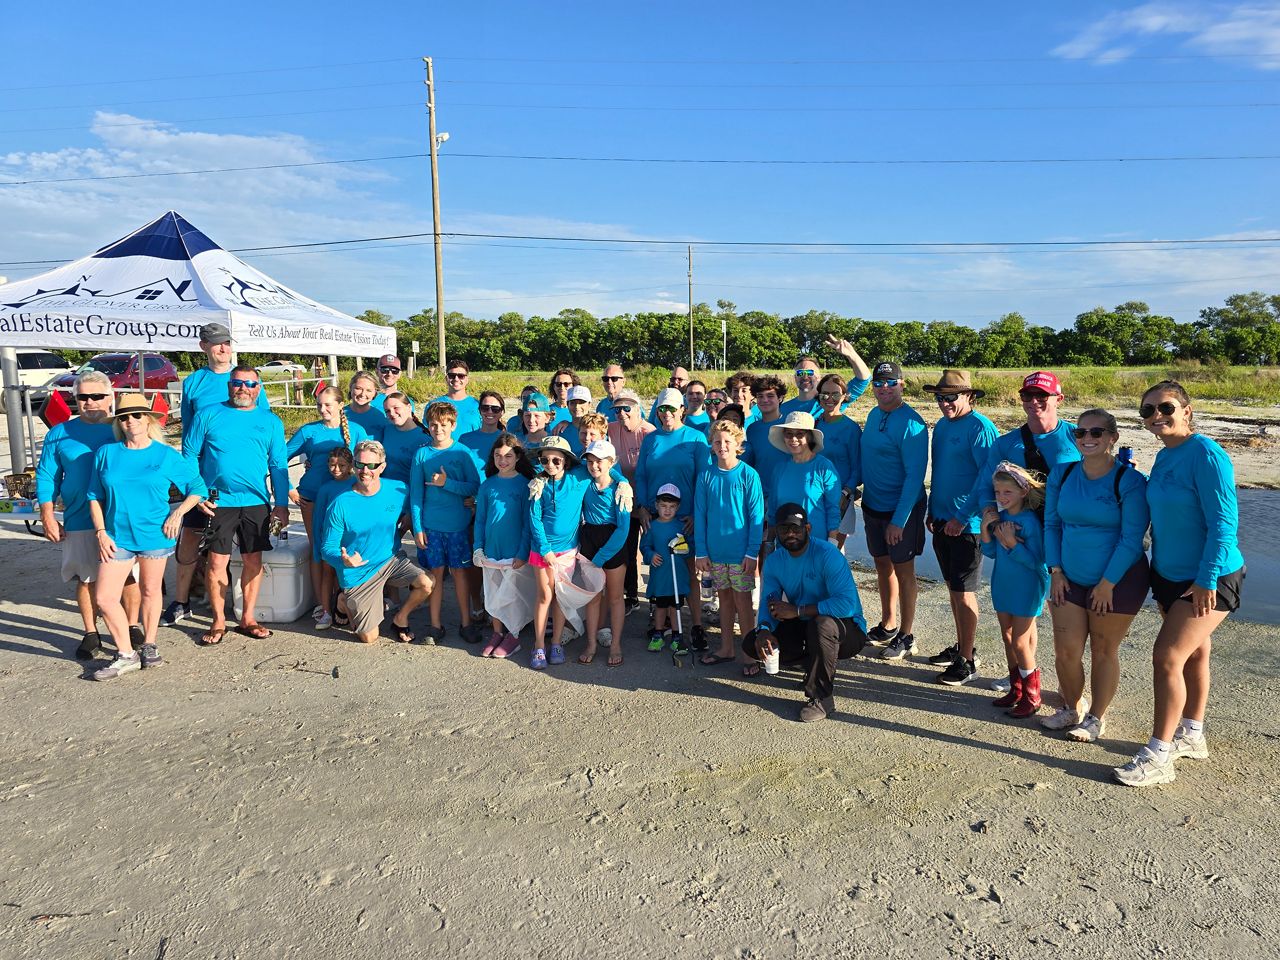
[34,329,1245,789]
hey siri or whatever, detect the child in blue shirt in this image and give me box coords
[311,446,355,629]
[474,432,536,659]
[410,401,483,645]
[981,462,1051,721]
[578,439,633,666]
[640,486,692,655]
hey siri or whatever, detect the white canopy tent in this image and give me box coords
[0,210,397,472]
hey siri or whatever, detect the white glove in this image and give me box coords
[472,548,486,568]
[528,476,546,500]
[614,481,634,513]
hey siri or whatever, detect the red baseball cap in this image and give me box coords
[378,354,402,371]
[1021,371,1062,396]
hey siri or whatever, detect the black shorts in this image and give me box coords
[930,527,983,592]
[863,498,927,564]
[580,523,626,570]
[206,503,273,556]
[181,506,208,531]
[1150,565,1245,615]
[1061,554,1151,616]
[650,594,678,610]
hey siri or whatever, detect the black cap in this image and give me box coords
[873,361,902,380]
[774,502,808,527]
[199,322,232,345]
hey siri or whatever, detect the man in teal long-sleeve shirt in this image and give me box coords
[859,361,929,661]
[747,503,868,723]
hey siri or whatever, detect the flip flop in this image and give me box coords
[742,662,761,677]
[234,624,272,640]
[607,652,624,667]
[699,653,735,666]
[577,650,597,664]
[199,627,227,646]
[391,622,415,644]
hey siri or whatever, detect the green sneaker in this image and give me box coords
[646,629,665,652]
[669,633,689,656]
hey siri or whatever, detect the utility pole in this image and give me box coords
[425,57,446,371]
[687,245,694,369]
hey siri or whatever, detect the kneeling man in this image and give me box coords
[745,503,867,722]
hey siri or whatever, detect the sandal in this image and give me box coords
[391,622,415,644]
[529,648,548,670]
[742,662,761,677]
[199,627,227,646]
[234,624,272,640]
[333,610,350,628]
[607,651,624,667]
[700,653,735,666]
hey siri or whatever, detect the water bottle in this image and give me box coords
[1118,446,1134,466]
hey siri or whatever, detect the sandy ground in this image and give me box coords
[1,515,1278,959]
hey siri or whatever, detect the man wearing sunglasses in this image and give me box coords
[429,359,481,438]
[606,389,655,611]
[779,335,872,419]
[178,365,289,645]
[860,361,929,661]
[36,370,143,660]
[370,354,416,415]
[165,322,269,627]
[321,439,432,644]
[596,363,628,423]
[921,370,998,685]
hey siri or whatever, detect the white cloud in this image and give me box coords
[1053,2,1280,67]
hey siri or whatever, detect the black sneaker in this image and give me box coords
[928,643,960,666]
[624,597,640,616]
[867,623,900,647]
[881,633,916,661]
[160,600,190,626]
[937,657,978,686]
[799,697,834,722]
[76,631,101,661]
[459,623,483,644]
[690,625,708,652]
[128,625,145,649]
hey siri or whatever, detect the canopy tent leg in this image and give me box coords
[1,347,26,473]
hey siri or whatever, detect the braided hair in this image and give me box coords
[317,386,351,447]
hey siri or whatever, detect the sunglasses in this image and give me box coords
[819,391,844,401]
[554,381,573,388]
[479,404,503,413]
[656,405,679,414]
[935,393,961,404]
[705,397,725,406]
[1019,390,1050,402]
[872,379,901,389]
[613,405,633,414]
[602,375,624,382]
[229,379,260,389]
[354,461,383,471]
[379,367,401,375]
[121,411,150,421]
[446,371,467,379]
[794,369,816,378]
[539,456,565,466]
[76,393,109,402]
[1073,427,1112,439]
[1140,401,1178,419]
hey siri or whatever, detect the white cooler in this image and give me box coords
[230,522,314,623]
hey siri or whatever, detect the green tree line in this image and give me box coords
[376,291,1280,372]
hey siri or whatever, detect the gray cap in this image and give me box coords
[199,322,232,345]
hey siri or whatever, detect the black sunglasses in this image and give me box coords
[1073,427,1111,439]
[602,375,624,382]
[613,405,633,414]
[705,397,725,406]
[1019,390,1050,402]
[379,366,401,375]
[539,456,565,465]
[446,371,468,379]
[354,461,383,471]
[934,393,961,404]
[1139,401,1178,419]
[76,393,109,402]
[122,411,149,421]
[479,404,503,413]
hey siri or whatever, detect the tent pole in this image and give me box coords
[1,347,25,473]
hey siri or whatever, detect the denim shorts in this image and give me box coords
[107,545,175,562]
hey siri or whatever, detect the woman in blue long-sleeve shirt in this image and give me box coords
[815,373,862,547]
[770,412,843,542]
[1043,409,1150,742]
[1115,381,1246,789]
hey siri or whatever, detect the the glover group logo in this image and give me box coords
[3,276,198,311]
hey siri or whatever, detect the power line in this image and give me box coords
[703,271,1280,295]
[0,103,424,136]
[447,99,1280,113]
[5,149,1277,187]
[444,76,1280,90]
[436,53,1280,65]
[0,80,418,115]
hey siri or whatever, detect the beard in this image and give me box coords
[230,394,256,409]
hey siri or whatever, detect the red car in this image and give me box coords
[51,352,180,410]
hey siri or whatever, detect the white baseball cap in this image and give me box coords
[583,439,616,460]
[655,482,682,500]
[567,385,593,404]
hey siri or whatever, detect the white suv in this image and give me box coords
[1,349,74,413]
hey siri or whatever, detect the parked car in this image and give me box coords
[0,349,74,413]
[49,352,180,410]
[258,359,308,376]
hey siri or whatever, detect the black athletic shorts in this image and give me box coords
[580,523,626,570]
[206,503,274,556]
[863,498,927,564]
[181,505,209,531]
[1060,554,1150,616]
[930,527,983,593]
[1150,565,1245,615]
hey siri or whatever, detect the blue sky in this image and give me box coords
[1,1,1278,331]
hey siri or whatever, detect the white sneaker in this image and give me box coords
[1041,707,1081,731]
[990,676,1012,693]
[315,611,333,630]
[1113,747,1176,787]
[597,627,613,646]
[1171,728,1209,760]
[1065,713,1106,743]
[311,604,325,621]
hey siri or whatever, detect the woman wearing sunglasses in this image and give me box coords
[86,395,207,680]
[1043,409,1150,742]
[1114,382,1245,788]
[814,373,862,549]
[460,390,508,464]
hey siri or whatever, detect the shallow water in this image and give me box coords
[842,488,1280,626]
